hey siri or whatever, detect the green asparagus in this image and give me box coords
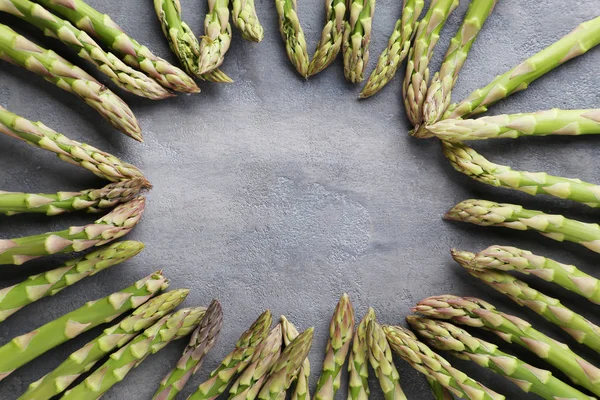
[402,0,459,127]
[342,0,376,83]
[414,295,600,395]
[408,316,595,400]
[445,199,600,254]
[383,325,504,400]
[275,0,310,77]
[314,293,355,400]
[426,377,453,400]
[306,0,346,77]
[348,309,374,400]
[280,316,310,400]
[19,289,189,400]
[35,0,200,93]
[232,0,264,42]
[367,319,407,400]
[0,23,141,140]
[444,16,600,119]
[359,0,424,98]
[153,300,223,400]
[197,0,232,74]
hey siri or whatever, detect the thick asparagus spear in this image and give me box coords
[342,0,376,83]
[0,197,145,265]
[306,0,346,77]
[445,199,600,254]
[442,141,600,208]
[188,310,273,400]
[153,300,224,400]
[197,0,232,74]
[18,289,189,400]
[275,0,310,77]
[347,309,374,400]
[426,377,453,400]
[0,271,168,380]
[314,293,355,400]
[0,241,143,322]
[280,316,310,400]
[0,106,144,182]
[0,178,149,216]
[402,0,459,127]
[232,0,264,42]
[34,0,200,93]
[414,295,600,395]
[408,316,595,400]
[359,0,424,98]
[0,23,141,140]
[445,16,600,119]
[466,245,600,304]
[383,325,504,400]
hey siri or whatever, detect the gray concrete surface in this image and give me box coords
[1,0,599,398]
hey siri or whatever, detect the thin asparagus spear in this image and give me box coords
[414,295,600,395]
[0,178,150,216]
[0,271,168,381]
[306,0,346,77]
[348,309,374,400]
[197,0,232,74]
[445,198,600,254]
[18,289,189,400]
[426,377,453,400]
[408,316,595,400]
[153,300,223,400]
[35,0,200,93]
[367,319,407,400]
[275,0,310,77]
[0,23,141,140]
[359,0,424,98]
[280,316,310,400]
[445,16,600,119]
[342,0,376,83]
[0,197,145,265]
[383,325,504,400]
[232,0,264,42]
[0,106,144,182]
[402,0,459,127]
[314,293,355,400]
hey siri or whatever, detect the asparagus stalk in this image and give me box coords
[0,106,145,182]
[280,316,310,400]
[342,0,376,83]
[34,0,200,93]
[232,0,264,42]
[153,300,224,400]
[445,198,600,254]
[314,293,355,400]
[0,23,141,140]
[383,325,504,400]
[445,16,600,119]
[402,0,459,127]
[188,310,273,400]
[426,377,453,400]
[0,271,168,381]
[414,295,600,395]
[197,0,232,74]
[359,0,424,98]
[306,0,346,77]
[18,289,189,400]
[275,0,310,77]
[347,309,374,400]
[0,178,149,216]
[0,197,145,265]
[408,316,595,400]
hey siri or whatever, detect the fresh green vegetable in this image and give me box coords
[232,0,264,42]
[342,0,376,83]
[275,0,310,77]
[426,377,453,400]
[348,309,374,400]
[280,316,310,400]
[197,0,232,74]
[306,0,346,77]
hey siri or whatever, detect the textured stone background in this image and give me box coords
[1,0,599,398]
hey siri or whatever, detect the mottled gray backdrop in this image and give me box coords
[1,0,599,398]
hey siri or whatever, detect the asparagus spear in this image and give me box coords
[0,23,141,140]
[232,0,264,42]
[280,316,310,400]
[383,325,504,400]
[0,106,145,182]
[18,289,189,400]
[414,295,600,395]
[257,328,314,400]
[445,16,600,120]
[0,178,150,216]
[0,271,168,381]
[275,0,310,77]
[402,0,459,127]
[35,0,200,94]
[445,199,600,254]
[342,0,376,83]
[0,197,145,265]
[197,0,232,74]
[306,0,346,77]
[188,310,273,400]
[408,316,595,400]
[359,0,424,98]
[0,240,143,322]
[426,377,453,400]
[61,306,206,399]
[442,141,600,208]
[348,309,374,400]
[314,293,355,400]
[153,300,224,400]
